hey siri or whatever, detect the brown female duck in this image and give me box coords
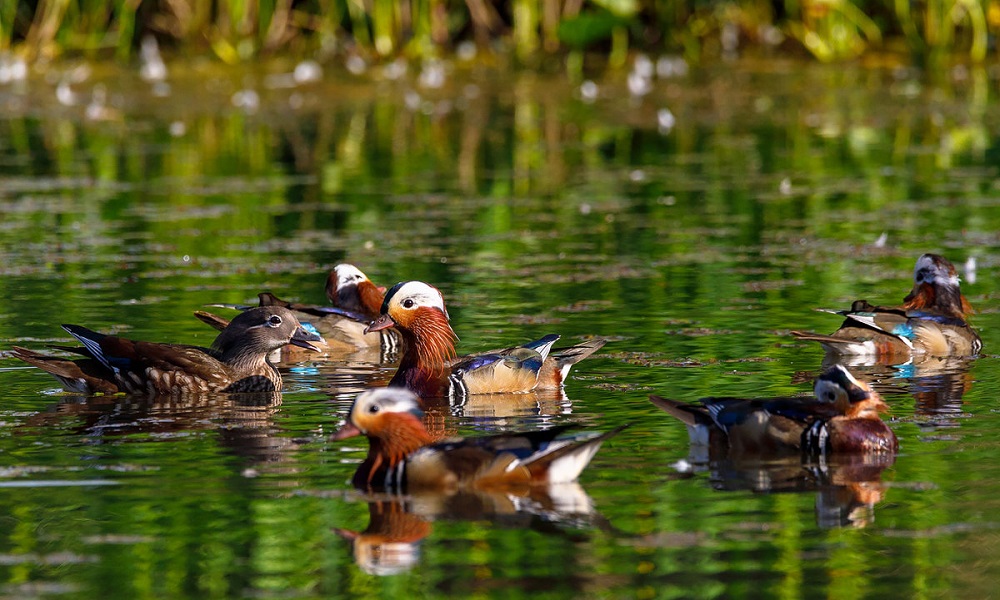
[10,306,321,395]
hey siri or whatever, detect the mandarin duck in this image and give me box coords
[792,254,981,358]
[209,264,402,353]
[331,387,626,493]
[363,281,605,398]
[9,306,321,395]
[649,365,897,456]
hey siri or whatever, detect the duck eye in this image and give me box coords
[825,391,836,401]
[402,299,415,309]
[268,315,282,326]
[368,404,380,414]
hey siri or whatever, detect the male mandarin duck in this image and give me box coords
[331,387,626,492]
[9,306,322,395]
[792,254,981,358]
[209,264,401,353]
[326,263,387,319]
[363,280,606,398]
[649,365,897,456]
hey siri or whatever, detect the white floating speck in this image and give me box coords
[84,84,109,121]
[56,81,76,106]
[294,60,322,83]
[873,232,888,248]
[627,71,651,97]
[672,459,692,473]
[456,41,477,61]
[231,89,260,112]
[657,108,675,134]
[404,90,421,111]
[169,121,186,137]
[418,60,445,89]
[656,55,689,78]
[0,53,27,84]
[139,35,167,82]
[382,58,407,80]
[779,177,792,195]
[965,256,977,284]
[633,53,654,79]
[345,55,367,75]
[629,169,646,182]
[760,25,784,46]
[579,80,598,102]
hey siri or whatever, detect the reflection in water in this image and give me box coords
[691,453,893,528]
[20,391,295,463]
[337,482,607,575]
[444,387,572,421]
[812,353,975,423]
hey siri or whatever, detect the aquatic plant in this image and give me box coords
[0,0,994,66]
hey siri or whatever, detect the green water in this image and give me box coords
[2,59,1000,598]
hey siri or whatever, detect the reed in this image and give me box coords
[0,0,994,64]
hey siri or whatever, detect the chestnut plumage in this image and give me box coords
[365,280,605,398]
[332,387,626,492]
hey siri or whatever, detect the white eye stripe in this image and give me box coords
[335,264,368,286]
[391,281,446,313]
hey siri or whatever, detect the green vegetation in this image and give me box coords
[0,0,994,67]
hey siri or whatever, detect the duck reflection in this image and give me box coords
[445,386,572,420]
[700,453,893,528]
[815,353,975,422]
[336,482,606,575]
[20,391,297,463]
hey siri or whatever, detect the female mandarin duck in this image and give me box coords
[332,387,626,492]
[649,365,897,456]
[363,281,605,398]
[9,306,322,395]
[792,254,981,358]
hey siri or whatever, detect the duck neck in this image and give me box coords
[844,398,889,420]
[905,282,968,320]
[360,418,435,485]
[358,281,385,319]
[391,312,457,394]
[216,339,278,382]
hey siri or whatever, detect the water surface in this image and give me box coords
[1,59,1000,598]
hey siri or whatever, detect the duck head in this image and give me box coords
[326,264,386,318]
[365,281,458,369]
[331,388,436,472]
[903,253,973,319]
[814,365,889,418]
[211,306,322,360]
